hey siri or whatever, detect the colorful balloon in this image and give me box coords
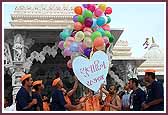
[97,28,105,36]
[78,15,84,23]
[84,18,93,27]
[107,16,111,23]
[83,4,88,8]
[73,15,78,22]
[59,31,70,41]
[74,22,83,31]
[94,8,103,17]
[105,7,112,14]
[70,42,79,52]
[91,18,97,28]
[102,24,110,31]
[96,16,106,26]
[87,4,96,12]
[109,33,115,43]
[63,40,71,48]
[93,37,105,48]
[91,31,102,42]
[75,31,85,42]
[84,48,92,58]
[63,48,72,56]
[58,41,64,49]
[98,4,106,11]
[74,6,83,15]
[103,36,109,44]
[83,10,93,18]
[84,37,92,48]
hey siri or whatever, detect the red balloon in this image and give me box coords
[105,7,112,14]
[93,37,104,48]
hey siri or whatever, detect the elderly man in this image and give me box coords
[16,74,37,111]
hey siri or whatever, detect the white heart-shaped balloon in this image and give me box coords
[72,51,109,92]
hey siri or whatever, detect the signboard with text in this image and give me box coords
[72,51,109,92]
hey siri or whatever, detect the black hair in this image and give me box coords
[129,78,139,87]
[22,77,30,86]
[33,84,41,91]
[145,72,155,79]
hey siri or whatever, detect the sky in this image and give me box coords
[3,3,165,57]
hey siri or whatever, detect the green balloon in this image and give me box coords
[109,33,115,43]
[83,10,93,19]
[104,31,112,38]
[107,16,111,23]
[78,15,84,23]
[91,31,102,42]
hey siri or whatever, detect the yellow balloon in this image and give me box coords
[84,37,92,48]
[75,31,85,42]
[98,4,107,11]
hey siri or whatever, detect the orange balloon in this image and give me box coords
[74,22,83,31]
[93,37,104,48]
[74,6,83,15]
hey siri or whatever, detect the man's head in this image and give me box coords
[108,84,119,95]
[52,77,63,88]
[144,69,156,82]
[128,78,139,90]
[124,83,130,91]
[20,74,33,87]
[32,80,44,92]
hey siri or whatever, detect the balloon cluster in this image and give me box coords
[58,4,115,68]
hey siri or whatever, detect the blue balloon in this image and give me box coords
[96,17,106,26]
[70,42,79,52]
[91,18,97,28]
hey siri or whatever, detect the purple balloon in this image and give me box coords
[63,48,72,56]
[84,48,92,58]
[84,18,93,27]
[83,4,88,8]
[58,41,64,49]
[73,15,78,22]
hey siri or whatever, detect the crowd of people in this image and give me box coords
[4,69,164,111]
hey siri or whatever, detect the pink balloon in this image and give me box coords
[67,60,72,68]
[83,27,93,33]
[67,37,75,42]
[87,4,96,12]
[103,36,109,44]
[102,24,110,31]
[94,8,103,17]
[74,22,83,31]
[58,41,64,49]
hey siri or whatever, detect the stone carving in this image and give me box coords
[23,43,58,73]
[4,43,13,68]
[127,63,138,80]
[13,34,25,62]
